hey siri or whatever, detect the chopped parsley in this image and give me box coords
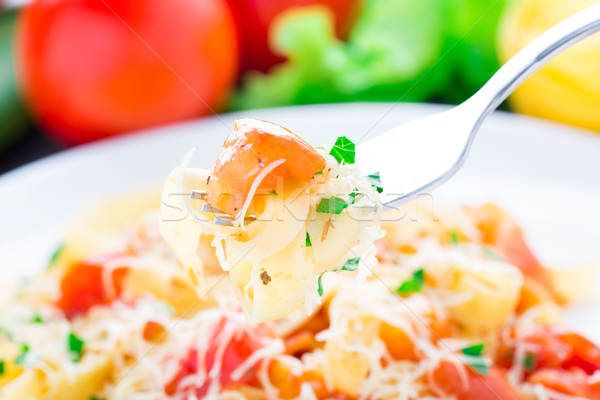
[461,343,489,375]
[48,243,64,268]
[318,257,362,296]
[449,230,460,245]
[317,273,325,296]
[462,343,484,356]
[340,257,360,272]
[329,136,355,165]
[266,189,278,196]
[317,190,360,215]
[314,170,324,175]
[32,313,43,323]
[395,268,425,296]
[316,196,350,214]
[348,190,360,204]
[305,232,312,247]
[523,353,537,373]
[366,172,383,193]
[15,344,30,366]
[68,332,85,362]
[0,360,4,375]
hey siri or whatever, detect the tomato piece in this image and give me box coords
[529,367,600,398]
[379,323,418,361]
[284,331,317,356]
[428,361,520,400]
[470,204,554,291]
[166,316,264,397]
[143,321,167,343]
[57,257,129,318]
[207,118,326,216]
[558,332,600,374]
[17,0,238,144]
[497,327,600,377]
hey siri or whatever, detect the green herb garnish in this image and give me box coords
[317,190,360,215]
[318,257,362,296]
[348,190,360,204]
[366,172,383,193]
[266,189,278,196]
[317,273,325,296]
[68,332,85,362]
[48,243,64,268]
[462,343,484,357]
[314,170,324,175]
[316,196,350,214]
[340,257,360,272]
[306,232,312,247]
[461,343,489,375]
[523,353,537,373]
[15,344,30,366]
[329,136,355,165]
[0,360,5,375]
[32,313,43,324]
[395,268,425,296]
[449,230,460,245]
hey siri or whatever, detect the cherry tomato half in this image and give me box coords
[207,118,325,216]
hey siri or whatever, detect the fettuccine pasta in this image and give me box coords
[0,120,598,400]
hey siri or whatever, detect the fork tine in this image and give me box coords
[200,203,226,214]
[213,215,234,226]
[191,190,257,226]
[213,214,257,226]
[190,190,208,200]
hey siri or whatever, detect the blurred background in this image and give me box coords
[0,0,598,174]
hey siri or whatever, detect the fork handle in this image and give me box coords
[466,3,600,126]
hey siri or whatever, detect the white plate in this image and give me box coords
[1,103,599,340]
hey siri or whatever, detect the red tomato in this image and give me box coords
[471,203,554,291]
[497,327,600,376]
[16,0,238,144]
[428,361,520,400]
[207,118,325,216]
[228,0,359,72]
[165,316,264,397]
[57,257,129,318]
[529,367,600,398]
[142,321,167,343]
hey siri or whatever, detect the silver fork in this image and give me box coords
[357,3,600,208]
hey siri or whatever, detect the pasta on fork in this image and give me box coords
[160,119,384,322]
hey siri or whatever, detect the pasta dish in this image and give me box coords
[0,119,598,400]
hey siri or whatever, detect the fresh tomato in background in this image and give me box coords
[16,0,239,145]
[228,0,360,73]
